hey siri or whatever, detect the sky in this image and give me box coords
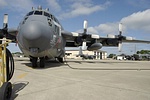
[0,0,150,55]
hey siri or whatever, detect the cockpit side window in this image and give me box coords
[44,12,50,17]
[26,11,34,16]
[34,11,43,15]
[53,17,60,24]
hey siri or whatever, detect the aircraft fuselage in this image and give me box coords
[17,9,65,61]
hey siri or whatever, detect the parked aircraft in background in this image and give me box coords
[76,47,95,59]
[0,6,150,68]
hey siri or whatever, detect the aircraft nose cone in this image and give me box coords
[22,21,43,40]
[20,20,52,53]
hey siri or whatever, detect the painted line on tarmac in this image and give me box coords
[17,73,28,79]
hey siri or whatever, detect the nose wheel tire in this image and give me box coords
[32,57,37,68]
[0,82,12,100]
[57,57,64,63]
[40,57,45,68]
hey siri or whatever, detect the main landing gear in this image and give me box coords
[31,57,37,68]
[30,57,45,68]
[57,57,64,63]
[30,57,64,68]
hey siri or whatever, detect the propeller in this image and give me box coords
[75,20,100,50]
[106,23,123,51]
[118,23,123,52]
[117,23,133,51]
[81,20,100,50]
[81,20,88,50]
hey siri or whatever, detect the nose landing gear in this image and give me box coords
[30,57,45,68]
[31,57,38,68]
[40,57,45,68]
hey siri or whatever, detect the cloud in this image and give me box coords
[85,9,150,36]
[75,22,119,36]
[88,22,119,35]
[1,0,35,13]
[46,0,61,12]
[121,9,150,32]
[0,0,7,8]
[59,1,111,19]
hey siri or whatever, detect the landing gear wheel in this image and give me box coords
[40,57,45,68]
[0,82,12,100]
[32,57,37,68]
[30,58,32,62]
[57,57,64,63]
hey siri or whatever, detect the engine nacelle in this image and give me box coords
[74,37,83,45]
[87,43,102,51]
[106,39,118,46]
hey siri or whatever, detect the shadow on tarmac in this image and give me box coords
[11,81,29,100]
[21,60,63,69]
[16,57,150,70]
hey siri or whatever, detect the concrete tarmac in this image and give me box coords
[10,57,150,100]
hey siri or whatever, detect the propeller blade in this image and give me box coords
[119,23,122,35]
[79,46,83,55]
[82,41,87,50]
[83,20,88,34]
[83,20,88,29]
[3,14,8,28]
[118,42,122,52]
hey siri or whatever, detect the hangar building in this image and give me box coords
[65,50,107,59]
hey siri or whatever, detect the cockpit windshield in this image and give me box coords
[26,11,50,17]
[34,11,43,15]
[26,11,34,16]
[25,10,60,24]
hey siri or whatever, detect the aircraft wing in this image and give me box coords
[122,39,150,43]
[96,36,150,46]
[62,20,150,51]
[62,30,150,50]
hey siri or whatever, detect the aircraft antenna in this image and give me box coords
[32,7,35,10]
[46,8,49,11]
[38,5,42,10]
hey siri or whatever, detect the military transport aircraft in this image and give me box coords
[0,6,150,68]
